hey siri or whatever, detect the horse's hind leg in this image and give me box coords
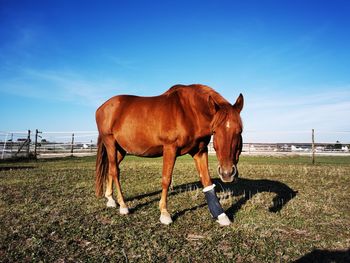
[103,136,128,214]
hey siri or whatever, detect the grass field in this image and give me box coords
[1,155,350,262]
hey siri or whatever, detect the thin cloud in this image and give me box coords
[109,56,139,71]
[243,88,350,142]
[0,67,126,107]
[248,88,350,110]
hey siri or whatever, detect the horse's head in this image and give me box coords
[210,94,244,183]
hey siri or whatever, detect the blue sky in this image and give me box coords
[1,0,350,143]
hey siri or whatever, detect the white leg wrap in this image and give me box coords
[203,184,216,192]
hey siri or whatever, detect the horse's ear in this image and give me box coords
[234,93,244,113]
[208,96,220,114]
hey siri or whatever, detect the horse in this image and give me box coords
[95,84,244,226]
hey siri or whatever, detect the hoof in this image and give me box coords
[160,212,173,225]
[119,207,129,215]
[106,199,117,208]
[217,213,231,226]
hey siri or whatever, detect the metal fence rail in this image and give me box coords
[0,130,98,159]
[1,129,349,160]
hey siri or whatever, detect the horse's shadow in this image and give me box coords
[126,177,297,221]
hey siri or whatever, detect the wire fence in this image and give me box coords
[1,129,349,160]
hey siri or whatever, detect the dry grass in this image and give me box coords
[0,155,349,262]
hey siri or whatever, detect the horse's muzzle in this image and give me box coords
[217,165,238,183]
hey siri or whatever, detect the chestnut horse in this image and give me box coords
[95,84,243,226]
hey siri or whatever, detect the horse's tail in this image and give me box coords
[95,135,108,197]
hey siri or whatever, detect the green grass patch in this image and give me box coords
[0,155,349,262]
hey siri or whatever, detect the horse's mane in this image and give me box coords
[164,84,236,131]
[164,84,230,106]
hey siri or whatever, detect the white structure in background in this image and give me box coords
[291,145,309,152]
[315,146,325,152]
[249,145,256,152]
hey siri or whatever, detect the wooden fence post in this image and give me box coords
[312,129,315,164]
[34,129,42,159]
[10,133,13,153]
[26,130,31,158]
[71,133,75,156]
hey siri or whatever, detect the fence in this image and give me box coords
[1,129,349,160]
[0,130,98,160]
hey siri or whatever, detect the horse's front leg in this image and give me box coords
[159,145,177,225]
[193,150,231,226]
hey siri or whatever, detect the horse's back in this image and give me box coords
[96,86,215,156]
[96,94,137,135]
[96,93,179,131]
[96,93,187,156]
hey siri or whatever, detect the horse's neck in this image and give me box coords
[181,92,216,133]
